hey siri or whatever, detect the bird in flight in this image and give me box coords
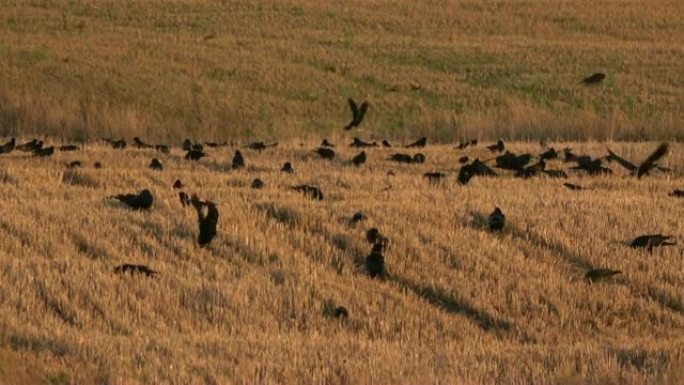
[637,143,668,179]
[344,98,369,130]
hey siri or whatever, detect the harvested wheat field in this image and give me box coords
[0,139,682,385]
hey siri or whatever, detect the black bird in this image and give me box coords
[563,183,585,191]
[247,141,278,151]
[669,189,684,198]
[495,152,532,171]
[405,137,427,148]
[569,156,612,175]
[366,228,389,250]
[321,139,335,148]
[365,244,386,279]
[191,143,204,152]
[191,198,219,247]
[605,149,637,174]
[16,139,41,152]
[487,139,505,153]
[204,141,228,148]
[388,153,413,163]
[424,172,446,184]
[179,192,190,207]
[382,140,392,147]
[149,158,163,171]
[291,185,323,200]
[630,234,676,252]
[488,207,505,232]
[515,159,546,179]
[251,178,265,189]
[456,140,472,150]
[351,211,366,223]
[350,137,378,148]
[59,145,79,152]
[33,146,55,157]
[458,156,469,164]
[109,139,126,149]
[637,143,668,179]
[232,150,245,169]
[133,137,153,149]
[0,138,16,154]
[281,162,294,173]
[94,162,103,169]
[344,98,369,130]
[539,148,558,160]
[155,144,170,154]
[173,179,184,189]
[182,139,194,151]
[542,170,568,178]
[352,151,367,167]
[585,268,621,283]
[114,264,158,277]
[457,159,497,185]
[314,147,336,159]
[185,149,206,161]
[333,306,349,318]
[582,72,606,85]
[111,189,154,210]
[66,161,82,169]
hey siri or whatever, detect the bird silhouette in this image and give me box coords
[66,161,82,169]
[457,159,497,185]
[365,244,386,279]
[173,179,184,189]
[605,149,637,174]
[582,72,606,85]
[563,183,586,191]
[232,150,245,169]
[191,198,219,247]
[388,153,413,163]
[314,147,336,159]
[321,139,335,148]
[366,228,389,250]
[155,144,170,154]
[182,139,194,151]
[33,146,55,157]
[515,159,546,179]
[630,234,676,252]
[59,145,79,152]
[111,189,154,210]
[423,172,446,184]
[488,207,505,232]
[94,162,103,169]
[185,149,206,161]
[114,264,158,277]
[382,140,392,147]
[412,153,426,163]
[247,141,278,151]
[569,156,612,175]
[585,268,621,283]
[350,137,377,148]
[637,143,668,179]
[487,139,505,153]
[16,139,41,152]
[405,137,427,148]
[333,306,349,318]
[149,158,163,171]
[495,152,532,171]
[352,151,367,167]
[133,137,153,149]
[344,98,369,130]
[291,185,323,200]
[539,148,558,160]
[109,139,126,149]
[179,192,190,207]
[458,156,469,164]
[352,212,366,223]
[251,178,265,189]
[281,162,294,173]
[669,189,684,198]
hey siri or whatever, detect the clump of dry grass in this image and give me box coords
[0,140,682,384]
[0,0,683,141]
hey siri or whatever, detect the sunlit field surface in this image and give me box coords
[0,140,682,384]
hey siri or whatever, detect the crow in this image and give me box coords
[630,234,676,252]
[495,152,532,171]
[179,192,190,207]
[94,162,103,169]
[333,306,349,318]
[637,143,668,179]
[247,141,278,151]
[185,150,206,160]
[352,211,366,223]
[382,140,392,147]
[669,189,684,198]
[405,137,427,148]
[155,144,170,154]
[281,162,294,173]
[114,264,158,277]
[539,148,558,160]
[59,145,79,152]
[66,161,82,169]
[457,159,497,185]
[149,158,163,171]
[133,137,153,149]
[605,149,637,174]
[365,243,386,279]
[563,183,586,191]
[0,138,16,154]
[350,137,378,148]
[388,153,413,163]
[585,268,621,283]
[344,98,369,130]
[569,157,612,175]
[352,151,367,167]
[424,172,446,184]
[232,150,245,169]
[251,178,265,189]
[111,189,154,210]
[173,179,184,189]
[314,147,336,159]
[487,139,505,153]
[16,139,41,152]
[291,185,323,200]
[182,139,194,151]
[366,228,389,250]
[515,159,545,179]
[456,140,472,150]
[108,139,126,149]
[582,72,605,85]
[321,139,335,148]
[33,146,55,157]
[191,198,219,247]
[488,207,505,232]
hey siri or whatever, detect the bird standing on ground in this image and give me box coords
[173,179,184,189]
[405,137,427,148]
[232,150,245,169]
[352,151,367,167]
[487,139,505,153]
[314,147,336,159]
[111,189,154,210]
[582,72,606,85]
[281,162,294,173]
[185,149,206,161]
[630,234,676,252]
[114,264,158,277]
[191,198,219,247]
[149,158,163,171]
[344,98,369,130]
[488,207,505,232]
[365,243,386,279]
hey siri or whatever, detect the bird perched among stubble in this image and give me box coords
[149,158,163,171]
[232,150,245,169]
[111,189,154,210]
[352,151,367,167]
[185,149,206,161]
[488,207,505,232]
[191,198,219,247]
[173,179,184,189]
[630,234,676,252]
[179,192,190,207]
[581,72,606,85]
[405,137,427,148]
[251,178,265,189]
[365,243,386,279]
[114,264,158,277]
[281,162,294,173]
[314,147,336,160]
[0,138,16,154]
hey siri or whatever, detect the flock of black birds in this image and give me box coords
[0,84,681,319]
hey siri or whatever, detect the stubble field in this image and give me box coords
[0,139,682,384]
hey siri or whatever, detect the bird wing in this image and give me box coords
[606,149,637,172]
[348,98,359,120]
[637,143,668,178]
[357,101,369,120]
